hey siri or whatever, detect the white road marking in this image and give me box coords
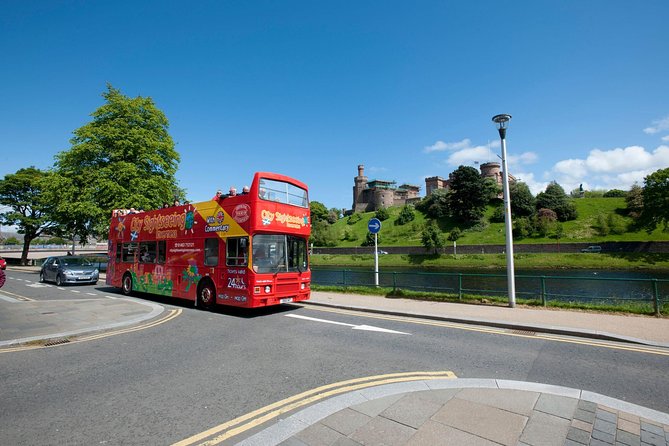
[26,283,49,288]
[57,287,66,291]
[86,293,97,296]
[70,290,81,293]
[285,314,410,335]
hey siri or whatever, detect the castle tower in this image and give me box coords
[352,164,368,211]
[480,162,502,187]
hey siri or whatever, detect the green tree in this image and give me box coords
[416,189,450,219]
[626,184,644,219]
[396,204,416,225]
[513,217,532,239]
[510,182,536,217]
[420,221,444,254]
[0,167,58,264]
[310,201,329,223]
[640,168,669,231]
[53,84,183,241]
[310,221,338,247]
[535,182,578,221]
[603,189,627,198]
[375,207,390,221]
[4,236,21,245]
[447,227,461,242]
[448,165,488,223]
[361,231,380,247]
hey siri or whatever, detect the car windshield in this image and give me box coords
[61,257,93,266]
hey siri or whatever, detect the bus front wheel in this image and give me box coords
[198,280,216,310]
[122,274,133,296]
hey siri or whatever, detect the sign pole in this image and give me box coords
[374,233,379,286]
[368,217,382,287]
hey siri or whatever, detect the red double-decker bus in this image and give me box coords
[106,172,311,308]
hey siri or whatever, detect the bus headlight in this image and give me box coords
[264,286,271,294]
[300,283,306,290]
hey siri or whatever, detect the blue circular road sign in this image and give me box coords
[368,218,381,234]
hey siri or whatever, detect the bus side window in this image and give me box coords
[226,237,248,267]
[122,243,137,262]
[156,240,166,264]
[204,238,219,266]
[139,241,157,263]
[116,243,122,263]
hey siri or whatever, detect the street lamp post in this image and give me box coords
[492,114,516,308]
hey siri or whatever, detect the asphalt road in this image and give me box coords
[1,269,668,445]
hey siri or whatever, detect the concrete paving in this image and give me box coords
[2,268,669,445]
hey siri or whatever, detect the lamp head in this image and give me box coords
[492,114,512,138]
[492,114,512,129]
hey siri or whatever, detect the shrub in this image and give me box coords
[375,207,390,221]
[347,213,362,225]
[396,205,416,225]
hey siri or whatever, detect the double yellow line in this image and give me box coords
[174,370,456,446]
[0,308,181,353]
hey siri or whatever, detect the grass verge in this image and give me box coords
[311,285,667,317]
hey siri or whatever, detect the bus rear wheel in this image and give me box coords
[122,273,133,296]
[198,280,216,310]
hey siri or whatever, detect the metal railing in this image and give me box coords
[311,269,669,316]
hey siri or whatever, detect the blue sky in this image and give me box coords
[2,0,668,214]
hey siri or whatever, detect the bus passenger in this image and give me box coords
[228,186,237,197]
[241,185,250,194]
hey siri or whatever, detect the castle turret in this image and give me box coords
[352,164,368,211]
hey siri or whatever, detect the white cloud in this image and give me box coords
[509,152,538,165]
[512,172,549,195]
[643,115,669,134]
[423,138,472,153]
[662,135,669,142]
[550,145,669,194]
[554,159,588,178]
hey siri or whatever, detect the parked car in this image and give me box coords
[0,256,6,270]
[580,245,602,253]
[40,256,99,286]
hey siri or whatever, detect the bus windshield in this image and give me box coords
[252,234,308,273]
[258,178,308,208]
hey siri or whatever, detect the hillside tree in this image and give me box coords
[535,182,578,221]
[510,182,536,217]
[640,167,669,231]
[53,84,183,241]
[448,165,489,223]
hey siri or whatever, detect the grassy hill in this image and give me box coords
[326,198,669,247]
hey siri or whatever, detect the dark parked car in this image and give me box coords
[0,256,6,270]
[40,256,99,286]
[580,245,602,253]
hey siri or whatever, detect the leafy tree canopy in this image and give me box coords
[448,165,488,223]
[535,182,578,221]
[640,168,669,231]
[0,167,58,264]
[509,182,536,217]
[416,189,450,219]
[310,201,329,223]
[53,84,183,239]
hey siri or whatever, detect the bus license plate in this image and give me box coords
[280,298,293,304]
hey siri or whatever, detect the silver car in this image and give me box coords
[40,256,99,286]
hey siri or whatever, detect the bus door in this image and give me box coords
[221,237,250,305]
